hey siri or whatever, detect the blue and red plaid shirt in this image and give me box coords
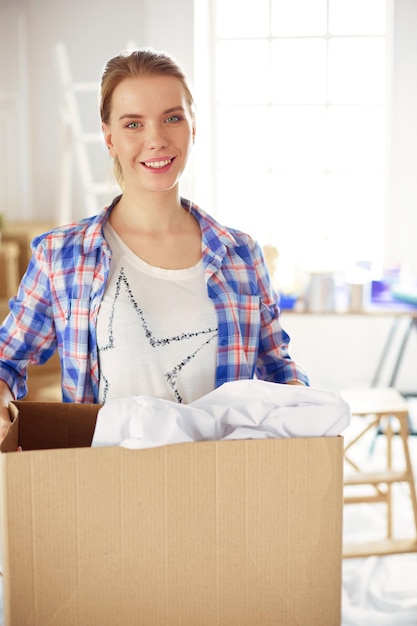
[0,197,309,402]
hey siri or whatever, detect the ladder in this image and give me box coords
[53,42,121,224]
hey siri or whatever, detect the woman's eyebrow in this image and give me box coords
[118,106,185,121]
[163,106,185,115]
[118,113,144,121]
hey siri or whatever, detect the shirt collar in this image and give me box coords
[82,195,237,262]
[82,196,121,254]
[184,198,237,262]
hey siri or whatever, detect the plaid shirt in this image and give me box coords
[0,197,309,402]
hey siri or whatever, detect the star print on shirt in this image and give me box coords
[99,267,218,403]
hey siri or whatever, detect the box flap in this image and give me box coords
[1,401,99,452]
[0,404,19,453]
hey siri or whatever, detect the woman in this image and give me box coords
[0,49,308,440]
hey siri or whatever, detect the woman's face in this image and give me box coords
[102,74,195,195]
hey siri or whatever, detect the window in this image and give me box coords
[194,0,391,291]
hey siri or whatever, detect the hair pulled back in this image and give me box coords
[100,49,195,188]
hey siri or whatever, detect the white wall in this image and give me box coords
[0,0,416,393]
[280,311,417,393]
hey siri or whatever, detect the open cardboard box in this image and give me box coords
[0,401,344,626]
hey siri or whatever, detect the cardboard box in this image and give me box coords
[0,401,344,626]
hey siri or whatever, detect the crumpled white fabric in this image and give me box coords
[342,555,417,625]
[92,380,350,449]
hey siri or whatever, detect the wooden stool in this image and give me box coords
[341,387,417,558]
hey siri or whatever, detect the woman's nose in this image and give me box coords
[144,125,168,150]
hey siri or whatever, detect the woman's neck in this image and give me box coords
[107,189,201,270]
[111,189,187,234]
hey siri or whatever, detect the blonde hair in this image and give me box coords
[100,49,195,188]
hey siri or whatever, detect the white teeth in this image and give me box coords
[144,159,172,169]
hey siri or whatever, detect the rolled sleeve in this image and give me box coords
[0,244,57,399]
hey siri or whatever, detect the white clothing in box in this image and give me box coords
[92,379,351,449]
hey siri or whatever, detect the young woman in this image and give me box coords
[0,49,308,440]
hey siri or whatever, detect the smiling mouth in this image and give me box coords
[143,158,174,169]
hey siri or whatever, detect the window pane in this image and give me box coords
[216,40,270,103]
[327,106,386,171]
[215,0,270,38]
[270,171,327,242]
[270,172,384,271]
[329,0,386,35]
[216,170,272,242]
[326,172,385,261]
[216,105,270,169]
[271,106,327,170]
[329,38,386,104]
[271,39,327,103]
[268,172,330,286]
[271,0,327,36]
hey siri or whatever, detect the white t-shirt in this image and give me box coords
[96,224,218,404]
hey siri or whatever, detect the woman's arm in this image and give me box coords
[0,232,60,402]
[251,241,310,385]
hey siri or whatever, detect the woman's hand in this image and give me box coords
[0,381,14,445]
[0,407,12,445]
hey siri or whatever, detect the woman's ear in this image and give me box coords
[192,117,196,144]
[102,122,114,154]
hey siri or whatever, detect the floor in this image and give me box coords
[341,399,417,625]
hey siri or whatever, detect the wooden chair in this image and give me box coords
[341,387,417,558]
